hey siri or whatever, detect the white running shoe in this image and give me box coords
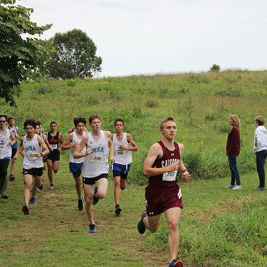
[232,185,241,190]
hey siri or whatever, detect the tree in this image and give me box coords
[47,29,102,79]
[0,0,51,105]
[210,64,220,72]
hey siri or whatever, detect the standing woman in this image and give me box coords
[253,116,267,190]
[226,114,241,190]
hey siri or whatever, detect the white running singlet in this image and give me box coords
[113,133,132,165]
[23,134,43,169]
[82,130,109,178]
[69,131,87,164]
[0,129,12,159]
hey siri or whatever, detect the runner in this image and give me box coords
[16,119,49,215]
[46,121,64,190]
[0,115,15,199]
[112,118,138,216]
[7,116,19,181]
[137,117,190,267]
[61,117,87,211]
[74,114,114,233]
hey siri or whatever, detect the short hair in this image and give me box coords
[24,119,36,129]
[7,116,15,122]
[255,115,264,126]
[0,115,7,121]
[160,117,176,130]
[229,114,240,128]
[114,118,124,126]
[89,114,101,124]
[50,121,57,126]
[35,121,41,126]
[74,117,86,127]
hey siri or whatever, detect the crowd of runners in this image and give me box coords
[0,113,266,267]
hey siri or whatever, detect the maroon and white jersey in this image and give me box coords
[148,140,181,188]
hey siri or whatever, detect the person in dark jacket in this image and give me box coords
[226,114,241,190]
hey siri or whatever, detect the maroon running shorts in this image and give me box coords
[145,185,183,216]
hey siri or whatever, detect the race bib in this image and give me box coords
[162,170,177,181]
[94,156,102,161]
[118,149,124,155]
[50,144,58,150]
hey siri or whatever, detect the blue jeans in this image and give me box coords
[228,155,241,186]
[256,150,267,188]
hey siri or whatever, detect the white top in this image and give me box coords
[82,130,109,178]
[253,126,267,152]
[113,133,132,165]
[69,131,86,164]
[0,129,12,159]
[23,134,43,169]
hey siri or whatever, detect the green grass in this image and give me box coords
[0,70,267,266]
[0,157,266,267]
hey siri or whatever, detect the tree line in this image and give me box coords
[0,0,102,105]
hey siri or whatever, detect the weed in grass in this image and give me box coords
[145,99,158,108]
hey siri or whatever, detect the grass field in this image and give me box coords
[0,158,266,267]
[0,70,267,266]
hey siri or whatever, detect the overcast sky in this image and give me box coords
[23,0,267,77]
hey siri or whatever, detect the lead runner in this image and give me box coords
[137,117,190,267]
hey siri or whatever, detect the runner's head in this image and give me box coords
[89,114,101,132]
[24,119,36,136]
[35,121,42,135]
[160,117,177,140]
[7,116,15,127]
[50,121,57,131]
[74,117,86,133]
[0,115,7,128]
[228,114,240,128]
[114,118,124,133]
[255,115,264,126]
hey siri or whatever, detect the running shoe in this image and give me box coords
[1,195,8,199]
[88,224,96,233]
[78,198,83,211]
[169,258,184,267]
[48,184,54,190]
[30,197,37,205]
[22,204,30,215]
[93,186,99,205]
[137,211,147,234]
[115,205,122,216]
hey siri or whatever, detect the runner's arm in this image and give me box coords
[9,133,16,146]
[37,136,49,157]
[73,136,91,158]
[120,133,138,151]
[17,140,24,158]
[106,131,114,163]
[143,143,179,176]
[178,143,190,180]
[61,133,74,151]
